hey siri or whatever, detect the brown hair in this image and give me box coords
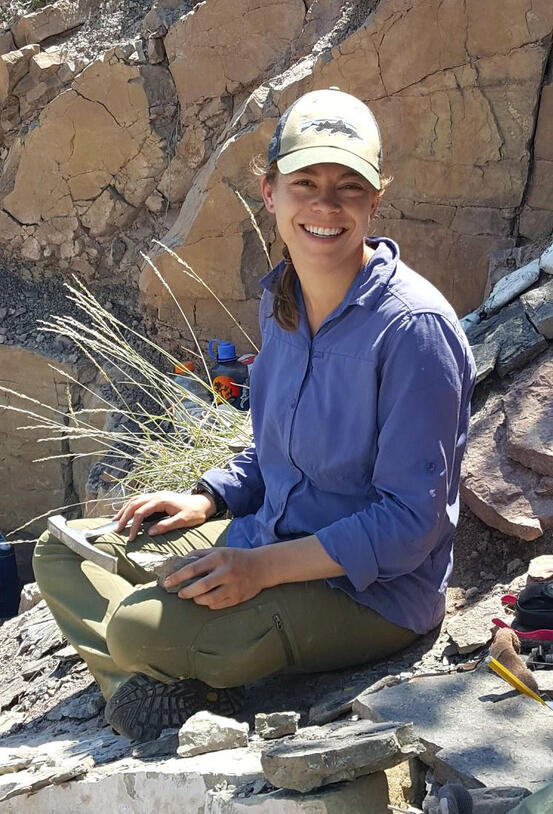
[251,156,390,332]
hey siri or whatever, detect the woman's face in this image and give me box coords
[261,162,380,269]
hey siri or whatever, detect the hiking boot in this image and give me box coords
[104,673,245,742]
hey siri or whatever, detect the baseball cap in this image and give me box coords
[268,88,382,190]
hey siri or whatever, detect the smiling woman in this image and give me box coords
[33,88,477,743]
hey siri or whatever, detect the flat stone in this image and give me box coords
[467,300,547,378]
[446,593,504,654]
[520,278,553,339]
[255,711,300,740]
[504,357,553,476]
[177,711,249,758]
[482,259,540,315]
[461,397,553,540]
[260,719,423,793]
[471,340,500,384]
[353,668,553,792]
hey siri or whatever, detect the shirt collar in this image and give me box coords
[259,238,399,312]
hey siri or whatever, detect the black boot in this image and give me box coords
[105,673,245,742]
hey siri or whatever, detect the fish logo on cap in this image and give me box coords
[299,117,362,140]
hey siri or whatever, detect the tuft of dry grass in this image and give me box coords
[0,238,270,535]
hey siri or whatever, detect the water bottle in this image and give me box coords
[173,362,210,422]
[208,339,249,410]
[0,534,21,620]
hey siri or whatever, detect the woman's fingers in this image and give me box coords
[126,498,162,541]
[113,495,151,530]
[164,553,215,591]
[192,586,235,610]
[147,514,187,536]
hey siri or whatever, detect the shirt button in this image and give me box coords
[290,399,296,408]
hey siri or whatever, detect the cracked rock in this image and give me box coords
[261,719,423,793]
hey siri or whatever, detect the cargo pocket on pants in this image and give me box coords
[192,605,295,688]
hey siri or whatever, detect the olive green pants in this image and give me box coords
[33,518,418,701]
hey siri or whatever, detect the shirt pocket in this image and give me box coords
[289,357,378,493]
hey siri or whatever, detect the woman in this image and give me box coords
[34,89,476,742]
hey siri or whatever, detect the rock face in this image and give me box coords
[0,0,552,322]
[0,0,552,535]
[0,347,75,537]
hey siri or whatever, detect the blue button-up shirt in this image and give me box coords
[202,238,476,634]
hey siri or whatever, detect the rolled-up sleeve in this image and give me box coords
[316,311,474,592]
[201,444,266,517]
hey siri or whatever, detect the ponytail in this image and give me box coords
[272,244,300,332]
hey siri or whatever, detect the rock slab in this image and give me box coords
[520,278,553,340]
[353,669,553,792]
[255,711,300,740]
[504,357,553,477]
[461,353,553,540]
[260,719,423,793]
[446,593,503,654]
[177,711,249,758]
[466,300,547,378]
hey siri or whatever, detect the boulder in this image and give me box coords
[12,0,100,47]
[0,45,40,104]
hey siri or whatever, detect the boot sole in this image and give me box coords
[105,674,245,742]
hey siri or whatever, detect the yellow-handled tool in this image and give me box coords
[487,656,553,710]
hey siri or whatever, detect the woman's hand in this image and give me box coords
[163,547,267,610]
[113,490,216,541]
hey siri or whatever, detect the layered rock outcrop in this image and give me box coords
[0,0,552,534]
[461,246,553,540]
